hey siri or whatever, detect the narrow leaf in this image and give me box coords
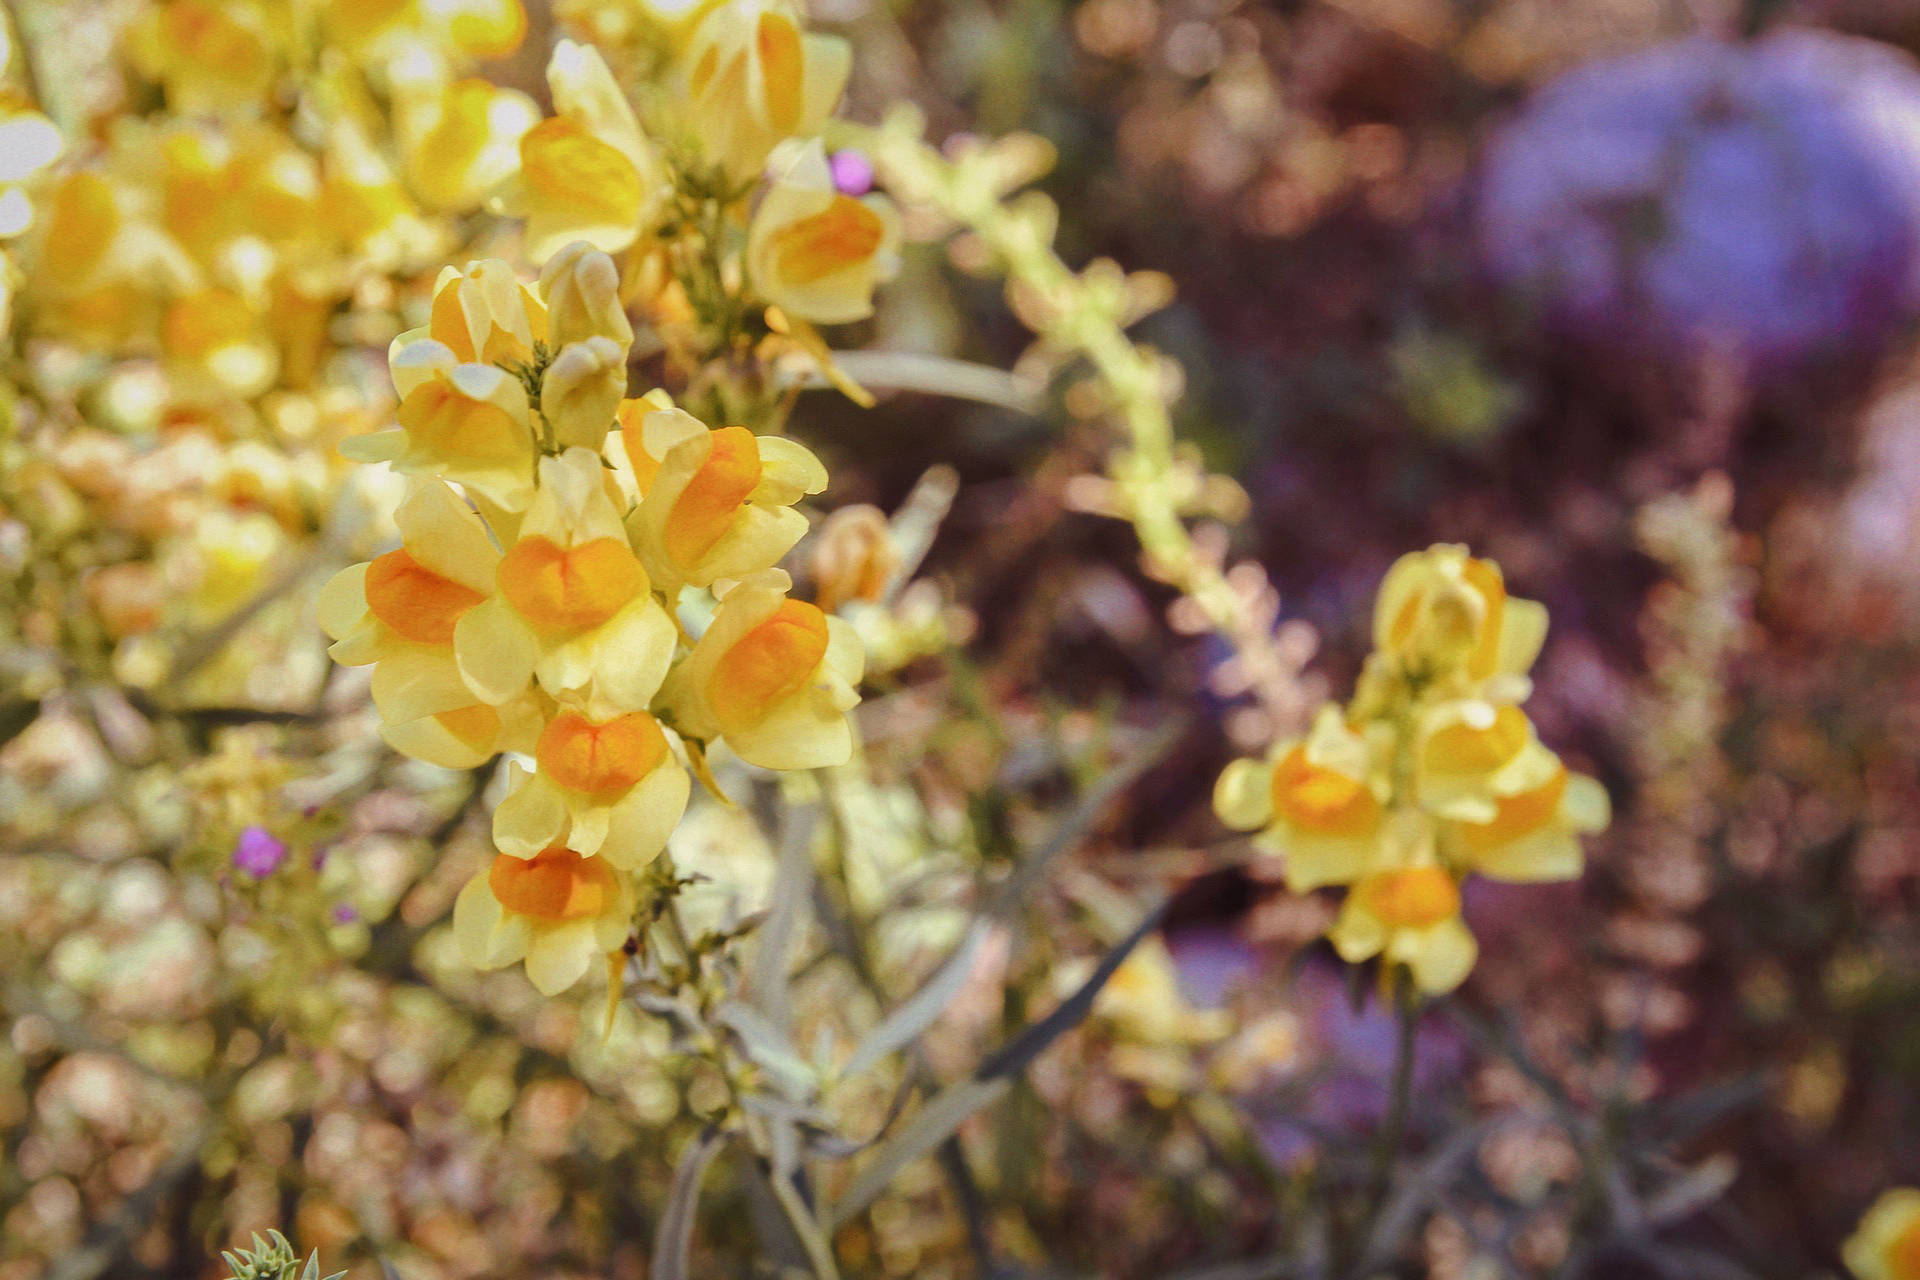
[839,918,991,1081]
[652,1126,726,1280]
[831,899,1165,1227]
[828,1076,1011,1229]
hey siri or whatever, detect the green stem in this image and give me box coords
[1360,970,1419,1255]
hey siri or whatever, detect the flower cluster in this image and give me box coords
[498,14,901,400]
[322,245,863,995]
[1215,546,1609,994]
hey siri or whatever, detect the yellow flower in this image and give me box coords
[1846,1189,1920,1280]
[492,710,690,865]
[540,240,634,349]
[1213,705,1389,891]
[426,256,549,366]
[1328,865,1477,995]
[509,41,665,261]
[1446,758,1609,884]
[441,0,527,58]
[319,118,429,262]
[1095,937,1232,1047]
[1372,544,1545,694]
[747,140,900,324]
[345,339,537,510]
[162,287,279,397]
[453,845,635,994]
[25,170,195,342]
[659,568,863,769]
[397,75,538,212]
[628,407,827,593]
[318,482,544,768]
[1414,700,1562,823]
[125,0,276,116]
[455,448,678,718]
[680,0,850,183]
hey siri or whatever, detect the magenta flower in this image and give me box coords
[233,826,288,878]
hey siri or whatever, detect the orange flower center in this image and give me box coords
[709,599,829,734]
[398,378,531,467]
[1424,705,1529,775]
[1359,867,1460,929]
[520,117,644,229]
[1458,766,1567,853]
[497,535,647,633]
[1271,745,1380,837]
[537,710,669,796]
[771,196,884,286]
[435,703,501,750]
[666,426,762,568]
[488,847,614,922]
[1890,1215,1920,1280]
[365,548,487,646]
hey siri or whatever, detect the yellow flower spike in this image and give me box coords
[492,710,690,864]
[628,406,827,593]
[454,846,636,994]
[125,0,276,116]
[1373,544,1546,694]
[397,75,538,213]
[348,339,538,510]
[511,41,665,261]
[748,140,901,325]
[657,567,863,771]
[319,482,546,768]
[1213,704,1389,892]
[1846,1189,1920,1280]
[1447,760,1609,884]
[679,0,850,183]
[456,448,678,718]
[541,337,630,450]
[427,258,549,366]
[540,240,635,349]
[1328,865,1478,996]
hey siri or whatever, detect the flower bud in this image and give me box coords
[541,337,628,450]
[540,240,634,349]
[810,504,898,612]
